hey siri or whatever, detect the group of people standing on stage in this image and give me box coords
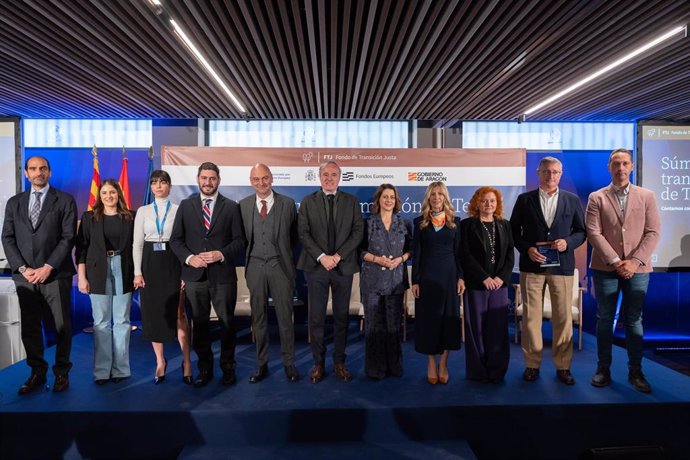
[2,148,660,396]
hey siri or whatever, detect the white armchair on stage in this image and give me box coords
[0,279,26,370]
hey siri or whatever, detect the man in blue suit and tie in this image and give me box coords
[170,162,245,388]
[510,157,586,385]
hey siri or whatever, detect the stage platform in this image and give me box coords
[1,323,690,459]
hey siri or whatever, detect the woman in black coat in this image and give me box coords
[460,186,514,383]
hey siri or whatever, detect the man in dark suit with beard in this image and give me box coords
[2,156,77,394]
[240,163,299,383]
[297,161,363,383]
[170,162,245,387]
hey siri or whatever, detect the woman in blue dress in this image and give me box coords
[411,182,465,384]
[360,184,411,379]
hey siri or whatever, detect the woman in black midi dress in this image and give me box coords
[411,181,465,384]
[133,170,192,384]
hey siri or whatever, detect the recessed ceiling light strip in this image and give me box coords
[523,25,687,117]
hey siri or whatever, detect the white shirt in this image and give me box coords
[200,192,219,220]
[132,198,179,276]
[539,187,559,228]
[255,191,275,214]
[611,182,630,217]
[28,183,50,214]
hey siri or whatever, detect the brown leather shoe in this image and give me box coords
[18,374,47,395]
[522,367,540,382]
[309,364,325,383]
[53,375,69,393]
[333,363,352,382]
[556,369,575,385]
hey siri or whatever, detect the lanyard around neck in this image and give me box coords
[153,201,171,241]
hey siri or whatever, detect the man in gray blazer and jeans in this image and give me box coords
[240,163,300,383]
[298,161,363,383]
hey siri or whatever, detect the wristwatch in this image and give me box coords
[18,265,27,274]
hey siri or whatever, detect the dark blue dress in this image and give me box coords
[412,216,463,355]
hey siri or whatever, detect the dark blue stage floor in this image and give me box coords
[1,322,690,459]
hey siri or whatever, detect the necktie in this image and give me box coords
[260,199,267,220]
[327,194,335,254]
[30,191,42,229]
[203,199,212,231]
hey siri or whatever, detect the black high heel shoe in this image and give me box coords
[154,359,167,385]
[182,362,193,385]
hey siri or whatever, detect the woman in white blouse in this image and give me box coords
[133,170,192,384]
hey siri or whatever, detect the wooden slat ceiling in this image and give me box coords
[0,0,689,122]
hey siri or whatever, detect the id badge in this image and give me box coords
[153,242,166,251]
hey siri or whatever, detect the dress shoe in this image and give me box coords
[53,375,69,393]
[222,369,237,386]
[522,367,540,382]
[333,363,352,382]
[18,374,47,395]
[95,379,109,386]
[309,364,325,383]
[284,365,300,383]
[628,368,652,393]
[388,368,403,378]
[111,376,128,384]
[427,361,438,385]
[249,364,269,384]
[182,363,193,385]
[154,359,167,385]
[438,365,449,384]
[591,367,611,388]
[556,369,575,385]
[194,371,214,388]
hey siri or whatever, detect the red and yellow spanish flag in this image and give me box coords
[87,145,101,210]
[118,146,131,210]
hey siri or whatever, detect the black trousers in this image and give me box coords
[362,293,403,379]
[14,277,72,377]
[307,269,353,365]
[185,279,237,373]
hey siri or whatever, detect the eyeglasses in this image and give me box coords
[539,170,562,176]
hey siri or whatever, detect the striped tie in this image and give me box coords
[30,191,42,229]
[203,199,212,231]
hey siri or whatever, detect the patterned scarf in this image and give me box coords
[430,210,446,227]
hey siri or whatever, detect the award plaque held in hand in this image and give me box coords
[536,242,561,267]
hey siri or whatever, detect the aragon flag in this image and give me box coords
[87,145,100,211]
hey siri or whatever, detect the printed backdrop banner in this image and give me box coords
[162,147,526,219]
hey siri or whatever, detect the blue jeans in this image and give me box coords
[90,255,132,380]
[592,270,649,369]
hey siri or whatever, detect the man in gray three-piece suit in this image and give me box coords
[240,164,300,383]
[297,161,364,383]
